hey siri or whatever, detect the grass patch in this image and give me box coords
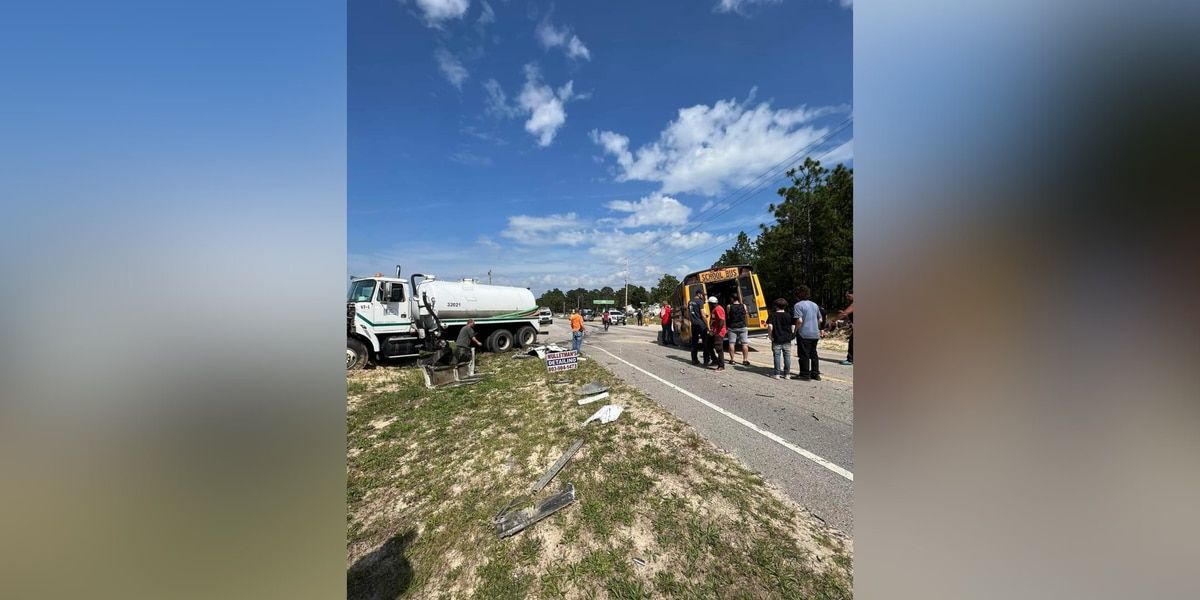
[347,348,852,599]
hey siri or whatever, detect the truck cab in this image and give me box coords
[347,271,544,370]
[347,276,422,369]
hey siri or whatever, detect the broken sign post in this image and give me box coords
[545,350,578,373]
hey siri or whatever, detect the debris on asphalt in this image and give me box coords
[582,404,624,427]
[577,391,609,406]
[531,438,584,493]
[755,393,776,398]
[811,413,819,420]
[577,381,609,396]
[494,483,577,539]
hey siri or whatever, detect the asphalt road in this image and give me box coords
[544,319,854,534]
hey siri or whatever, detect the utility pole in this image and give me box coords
[487,269,492,284]
[624,258,630,309]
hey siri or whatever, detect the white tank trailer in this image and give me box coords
[345,266,546,370]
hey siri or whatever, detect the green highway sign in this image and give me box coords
[592,299,615,305]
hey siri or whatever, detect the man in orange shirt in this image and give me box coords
[569,308,585,352]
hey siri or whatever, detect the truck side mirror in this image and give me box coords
[378,282,391,302]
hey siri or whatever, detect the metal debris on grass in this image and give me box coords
[582,404,624,427]
[532,438,584,493]
[494,484,577,539]
[577,381,609,396]
[576,391,609,406]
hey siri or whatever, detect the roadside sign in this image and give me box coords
[545,350,579,373]
[592,299,615,305]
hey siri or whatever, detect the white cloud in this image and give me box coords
[482,79,516,118]
[449,149,492,166]
[605,194,691,228]
[516,65,576,147]
[434,48,468,90]
[717,0,850,13]
[412,0,471,26]
[536,16,591,60]
[477,1,495,26]
[501,213,587,246]
[588,228,725,259]
[461,125,507,145]
[714,0,781,14]
[483,66,579,147]
[591,95,848,196]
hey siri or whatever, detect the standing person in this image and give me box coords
[454,318,483,363]
[660,303,673,345]
[725,296,750,366]
[833,291,854,365]
[792,286,823,381]
[601,309,611,331]
[688,291,709,365]
[706,296,727,371]
[569,308,585,352]
[766,298,795,379]
[636,309,644,326]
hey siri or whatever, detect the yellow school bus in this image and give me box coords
[668,265,769,348]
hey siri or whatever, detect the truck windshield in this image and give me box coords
[348,280,376,302]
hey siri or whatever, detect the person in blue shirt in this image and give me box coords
[791,285,823,381]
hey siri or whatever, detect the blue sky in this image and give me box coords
[349,0,852,294]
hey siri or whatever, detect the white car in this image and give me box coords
[538,308,553,325]
[605,308,627,326]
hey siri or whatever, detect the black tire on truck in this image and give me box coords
[486,329,515,353]
[515,325,538,348]
[347,337,369,370]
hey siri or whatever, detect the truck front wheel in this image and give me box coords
[347,337,369,370]
[486,329,515,353]
[515,325,538,348]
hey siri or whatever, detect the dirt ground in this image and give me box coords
[347,349,852,599]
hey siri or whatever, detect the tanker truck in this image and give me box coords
[346,267,545,370]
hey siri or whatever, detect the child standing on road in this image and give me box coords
[766,298,795,379]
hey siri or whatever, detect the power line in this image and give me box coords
[639,136,851,273]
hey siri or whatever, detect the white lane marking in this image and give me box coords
[591,344,854,481]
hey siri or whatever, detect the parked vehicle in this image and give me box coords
[538,307,553,324]
[347,267,544,369]
[606,308,627,326]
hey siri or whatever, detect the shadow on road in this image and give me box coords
[347,529,417,600]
